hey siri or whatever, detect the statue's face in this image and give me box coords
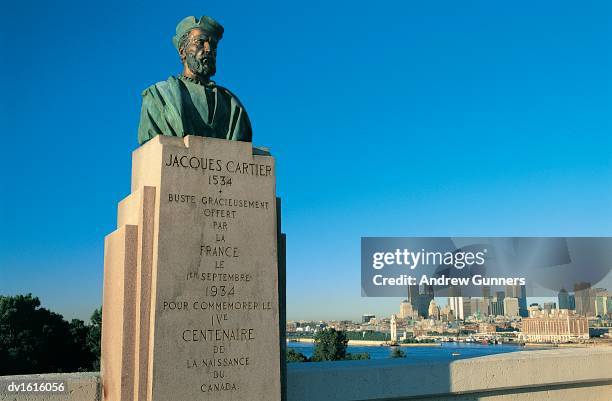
[182,28,217,80]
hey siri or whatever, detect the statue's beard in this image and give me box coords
[186,53,216,80]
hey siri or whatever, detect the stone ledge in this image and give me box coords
[1,349,612,401]
[286,348,612,401]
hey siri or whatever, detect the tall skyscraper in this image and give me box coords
[428,299,440,320]
[504,285,518,298]
[408,284,434,318]
[399,300,416,319]
[462,297,472,318]
[503,297,520,317]
[558,288,570,309]
[440,304,454,322]
[568,294,576,310]
[574,282,594,316]
[518,285,528,317]
[505,285,527,316]
[448,297,465,320]
[489,291,505,316]
[594,291,611,317]
[407,284,418,304]
[469,298,488,317]
[490,301,503,316]
[482,286,492,317]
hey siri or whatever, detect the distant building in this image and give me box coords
[568,294,576,310]
[574,282,595,316]
[399,300,416,319]
[490,301,504,316]
[490,291,505,316]
[408,284,434,318]
[390,314,398,341]
[594,292,611,317]
[462,298,472,319]
[440,305,454,322]
[558,288,570,310]
[504,285,518,298]
[469,298,488,317]
[505,284,528,317]
[362,314,376,324]
[428,300,440,320]
[479,323,497,334]
[482,286,492,316]
[528,305,542,316]
[521,309,589,343]
[543,302,556,314]
[448,297,472,320]
[448,297,462,320]
[503,297,520,317]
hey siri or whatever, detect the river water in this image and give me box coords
[287,342,537,363]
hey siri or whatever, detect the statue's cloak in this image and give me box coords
[137,76,252,145]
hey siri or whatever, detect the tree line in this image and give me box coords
[0,294,101,375]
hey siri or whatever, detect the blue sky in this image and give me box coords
[1,0,611,321]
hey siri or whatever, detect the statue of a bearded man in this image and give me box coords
[137,16,252,145]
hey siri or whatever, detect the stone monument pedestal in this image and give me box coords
[101,136,285,401]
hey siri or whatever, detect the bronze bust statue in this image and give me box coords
[137,16,252,145]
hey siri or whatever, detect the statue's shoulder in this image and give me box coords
[141,76,182,98]
[215,84,246,107]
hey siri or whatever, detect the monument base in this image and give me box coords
[101,136,285,401]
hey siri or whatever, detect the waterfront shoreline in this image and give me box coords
[286,341,535,362]
[287,338,441,347]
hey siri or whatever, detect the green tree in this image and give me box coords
[286,348,308,363]
[87,308,102,370]
[0,294,101,374]
[0,294,72,374]
[311,328,348,362]
[68,319,96,371]
[346,352,370,360]
[390,347,406,358]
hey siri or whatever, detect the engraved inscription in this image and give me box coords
[155,144,278,399]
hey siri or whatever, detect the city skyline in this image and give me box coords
[287,286,610,325]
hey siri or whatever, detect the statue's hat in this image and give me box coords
[172,16,224,50]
